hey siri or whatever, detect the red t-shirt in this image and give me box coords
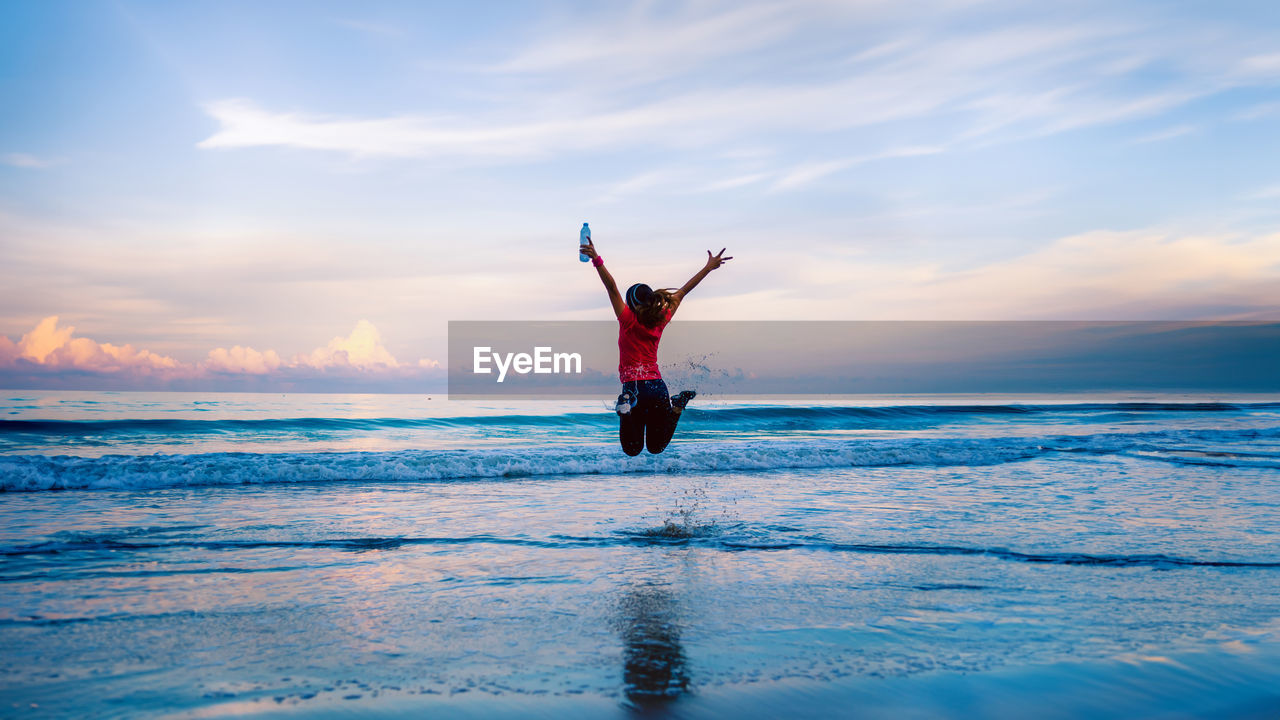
[618,306,672,382]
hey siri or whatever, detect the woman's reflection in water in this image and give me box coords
[616,583,690,710]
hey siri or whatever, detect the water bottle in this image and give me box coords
[579,222,591,262]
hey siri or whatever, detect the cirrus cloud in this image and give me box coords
[195,2,1276,169]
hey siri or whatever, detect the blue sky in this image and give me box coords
[1,0,1278,389]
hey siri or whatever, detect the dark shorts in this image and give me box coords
[619,378,679,456]
[622,378,670,414]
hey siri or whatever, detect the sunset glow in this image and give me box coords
[2,0,1278,391]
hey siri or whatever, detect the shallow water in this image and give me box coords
[1,392,1279,717]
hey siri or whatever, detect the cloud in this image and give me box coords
[771,146,944,191]
[0,336,18,366]
[3,223,1277,391]
[0,316,181,373]
[197,4,1271,164]
[0,317,442,390]
[294,319,402,369]
[928,231,1280,319]
[1236,52,1280,78]
[593,169,683,203]
[2,153,59,169]
[1245,185,1280,200]
[196,99,478,158]
[204,345,283,374]
[14,316,74,363]
[201,320,441,377]
[1132,125,1195,144]
[486,2,797,78]
[200,319,447,376]
[770,160,853,192]
[1233,101,1280,121]
[756,230,1280,320]
[698,172,770,193]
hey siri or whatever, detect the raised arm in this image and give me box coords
[579,240,625,318]
[673,248,733,307]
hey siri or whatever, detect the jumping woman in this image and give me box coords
[579,238,732,456]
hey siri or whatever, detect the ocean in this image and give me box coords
[2,391,1279,718]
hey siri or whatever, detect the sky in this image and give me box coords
[1,0,1278,391]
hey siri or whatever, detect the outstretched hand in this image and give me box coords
[705,248,733,270]
[580,240,598,261]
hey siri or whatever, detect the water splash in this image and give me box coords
[633,484,722,540]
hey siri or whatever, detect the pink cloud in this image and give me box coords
[204,345,284,375]
[0,335,17,366]
[0,317,442,391]
[202,319,441,374]
[294,319,402,369]
[1,316,180,373]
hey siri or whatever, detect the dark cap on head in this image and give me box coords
[625,283,654,312]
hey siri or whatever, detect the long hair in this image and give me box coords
[635,288,678,328]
